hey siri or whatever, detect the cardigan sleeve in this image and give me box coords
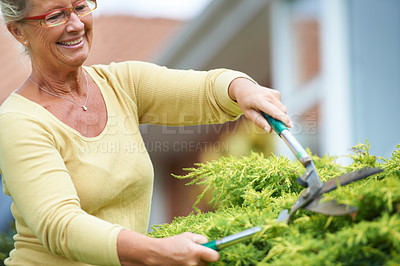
[104,61,254,126]
[0,112,123,265]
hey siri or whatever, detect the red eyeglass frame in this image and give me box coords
[22,0,97,26]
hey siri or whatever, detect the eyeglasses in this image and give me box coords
[22,0,97,27]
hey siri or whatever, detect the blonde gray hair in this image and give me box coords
[0,0,31,23]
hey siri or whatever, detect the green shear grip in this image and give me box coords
[201,239,218,251]
[262,112,312,166]
[201,226,262,251]
[261,112,287,136]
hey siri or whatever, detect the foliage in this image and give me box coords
[150,141,400,265]
[0,223,15,265]
[172,153,305,212]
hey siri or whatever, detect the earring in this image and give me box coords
[23,41,28,46]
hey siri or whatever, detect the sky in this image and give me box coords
[94,0,214,20]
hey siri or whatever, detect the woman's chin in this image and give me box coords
[56,43,90,67]
[61,51,90,68]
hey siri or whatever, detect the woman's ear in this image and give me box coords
[7,22,28,46]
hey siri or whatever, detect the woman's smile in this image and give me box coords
[57,35,84,48]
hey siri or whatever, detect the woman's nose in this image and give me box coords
[65,12,85,32]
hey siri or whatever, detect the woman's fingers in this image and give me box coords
[242,94,293,132]
[190,233,208,245]
[257,95,293,128]
[229,78,293,131]
[163,232,219,264]
[186,233,220,263]
[244,109,272,133]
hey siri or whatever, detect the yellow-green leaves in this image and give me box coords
[151,142,400,265]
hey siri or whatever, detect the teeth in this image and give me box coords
[58,37,83,46]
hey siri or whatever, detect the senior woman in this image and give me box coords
[0,0,292,265]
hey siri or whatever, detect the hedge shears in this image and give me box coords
[202,113,382,251]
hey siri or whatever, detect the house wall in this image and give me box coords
[348,0,400,157]
[270,0,400,161]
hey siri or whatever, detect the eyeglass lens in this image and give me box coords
[44,0,96,26]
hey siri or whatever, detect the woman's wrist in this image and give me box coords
[117,229,160,265]
[228,77,257,102]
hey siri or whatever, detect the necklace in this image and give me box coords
[29,72,90,111]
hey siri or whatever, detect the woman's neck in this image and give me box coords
[30,64,86,96]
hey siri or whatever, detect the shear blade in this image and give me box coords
[304,197,357,216]
[320,167,382,195]
[277,209,289,222]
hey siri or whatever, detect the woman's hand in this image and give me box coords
[117,229,219,265]
[151,232,219,265]
[228,78,293,132]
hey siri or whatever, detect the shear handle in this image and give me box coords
[262,113,312,166]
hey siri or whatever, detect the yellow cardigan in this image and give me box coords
[0,61,248,265]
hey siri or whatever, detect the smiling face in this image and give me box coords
[13,0,94,72]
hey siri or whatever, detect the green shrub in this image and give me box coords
[0,223,15,265]
[150,142,400,265]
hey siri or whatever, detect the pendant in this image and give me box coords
[83,106,88,111]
